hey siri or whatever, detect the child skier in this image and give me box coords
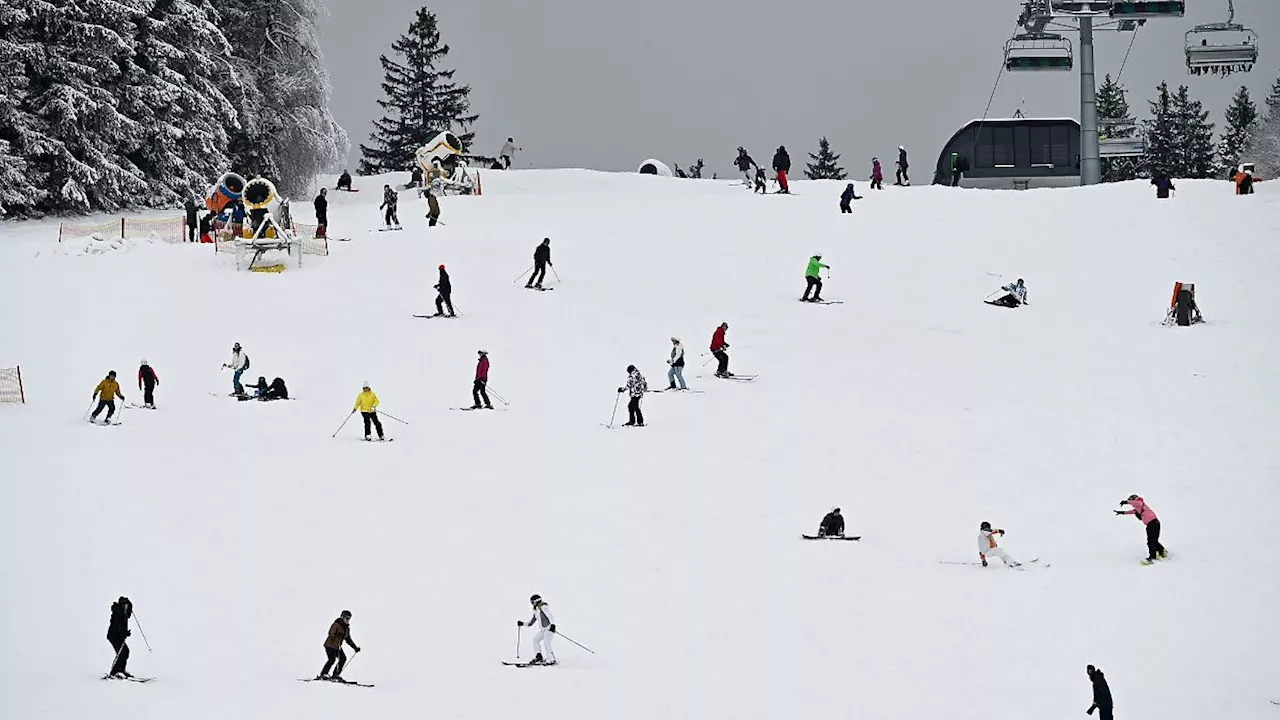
[137,360,159,409]
[666,337,687,390]
[753,166,767,194]
[977,521,1021,568]
[870,158,884,189]
[1115,494,1166,564]
[802,254,830,302]
[379,185,400,229]
[618,365,647,426]
[90,371,125,424]
[353,382,385,441]
[517,594,556,665]
[818,508,845,537]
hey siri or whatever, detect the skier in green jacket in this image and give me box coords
[802,254,830,302]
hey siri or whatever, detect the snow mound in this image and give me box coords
[53,232,160,256]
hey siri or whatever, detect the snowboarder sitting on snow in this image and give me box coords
[107,596,133,678]
[753,166,768,194]
[248,376,269,399]
[802,254,829,302]
[91,371,125,424]
[517,594,556,665]
[978,521,1020,568]
[987,278,1028,308]
[262,377,288,401]
[1115,494,1166,564]
[1086,665,1113,720]
[818,508,845,537]
[336,170,353,191]
[839,183,862,213]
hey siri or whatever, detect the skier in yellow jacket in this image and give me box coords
[90,371,125,424]
[353,383,384,441]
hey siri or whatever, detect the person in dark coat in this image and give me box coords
[336,170,352,191]
[1151,176,1175,199]
[183,197,199,242]
[314,188,328,238]
[895,146,910,185]
[753,166,767,194]
[772,146,792,194]
[434,264,455,317]
[839,183,862,213]
[319,610,360,680]
[409,166,424,188]
[1086,665,1113,720]
[734,146,758,186]
[262,377,288,401]
[198,211,215,243]
[107,596,133,677]
[472,350,492,409]
[818,508,845,537]
[137,360,159,409]
[526,238,552,288]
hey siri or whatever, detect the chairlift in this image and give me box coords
[1184,0,1258,77]
[1097,119,1146,157]
[1005,33,1074,71]
[1050,1,1113,16]
[1110,1,1185,18]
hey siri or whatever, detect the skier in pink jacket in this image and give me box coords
[1115,494,1166,563]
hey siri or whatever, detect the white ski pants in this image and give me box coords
[531,628,556,661]
[985,547,1018,566]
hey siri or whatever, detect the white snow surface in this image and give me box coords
[2,171,1279,719]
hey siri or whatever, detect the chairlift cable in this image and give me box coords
[1116,22,1141,81]
[971,38,1012,159]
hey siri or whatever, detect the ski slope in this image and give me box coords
[1,171,1278,720]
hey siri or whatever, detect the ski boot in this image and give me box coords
[1159,548,1168,559]
[531,653,545,665]
[470,404,482,410]
[484,404,493,410]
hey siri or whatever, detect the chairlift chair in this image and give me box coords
[1184,1,1258,77]
[1050,1,1113,16]
[1097,119,1146,157]
[1110,1,1185,18]
[1005,33,1074,71]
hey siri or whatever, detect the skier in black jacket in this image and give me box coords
[107,596,133,677]
[1086,665,1113,720]
[314,188,328,238]
[434,264,455,317]
[839,183,862,213]
[183,197,199,242]
[895,146,910,185]
[734,147,758,186]
[772,146,792,194]
[526,238,552,289]
[818,508,845,537]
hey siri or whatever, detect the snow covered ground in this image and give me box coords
[1,171,1278,719]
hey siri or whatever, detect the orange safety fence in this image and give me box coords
[58,216,186,243]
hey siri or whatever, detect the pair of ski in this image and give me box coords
[801,534,861,541]
[103,674,153,683]
[412,313,458,320]
[452,406,507,412]
[524,286,554,292]
[800,299,843,305]
[362,437,394,443]
[298,676,374,688]
[699,374,757,382]
[502,660,557,668]
[125,402,157,410]
[939,558,1047,569]
[87,418,122,426]
[648,388,705,394]
[375,226,402,233]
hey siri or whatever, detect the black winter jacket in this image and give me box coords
[773,148,791,173]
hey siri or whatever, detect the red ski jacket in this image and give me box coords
[710,327,727,352]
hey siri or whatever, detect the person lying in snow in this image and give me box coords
[985,278,1028,308]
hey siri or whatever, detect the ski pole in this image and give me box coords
[511,265,533,283]
[487,387,510,406]
[515,624,522,659]
[550,264,562,283]
[555,631,595,655]
[377,410,410,425]
[332,410,355,438]
[606,391,622,428]
[131,611,153,652]
[83,400,96,422]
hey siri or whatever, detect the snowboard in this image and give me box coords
[801,535,861,541]
[502,661,557,668]
[298,677,374,687]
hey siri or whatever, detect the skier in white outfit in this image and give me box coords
[518,594,556,664]
[977,521,1020,568]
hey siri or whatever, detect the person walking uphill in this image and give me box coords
[802,254,830,302]
[379,185,400,229]
[839,183,862,213]
[772,146,792,194]
[222,342,249,396]
[710,322,732,378]
[183,196,199,242]
[895,146,910,186]
[319,610,361,680]
[526,238,552,289]
[517,594,556,665]
[666,337,687,390]
[353,383,384,441]
[90,371,125,424]
[472,351,492,409]
[106,596,133,678]
[1116,494,1166,564]
[137,360,159,409]
[870,158,884,190]
[1086,665,1113,720]
[618,365,647,426]
[433,264,455,317]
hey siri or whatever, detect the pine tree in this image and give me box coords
[219,0,347,197]
[1096,74,1140,182]
[358,8,478,175]
[1243,73,1280,178]
[1217,87,1258,178]
[804,137,846,180]
[122,0,241,207]
[685,159,705,179]
[1172,85,1216,178]
[0,1,44,215]
[1142,83,1179,179]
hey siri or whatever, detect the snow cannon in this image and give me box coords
[1163,281,1205,327]
[205,172,246,213]
[638,159,673,177]
[415,131,464,173]
[242,177,277,210]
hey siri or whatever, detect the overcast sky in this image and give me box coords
[319,0,1280,177]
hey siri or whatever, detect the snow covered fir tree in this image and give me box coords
[358,7,478,174]
[804,137,847,180]
[0,0,344,217]
[1142,82,1216,181]
[1218,87,1259,178]
[1242,74,1280,178]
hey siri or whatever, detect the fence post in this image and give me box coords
[16,366,23,403]
[120,217,125,239]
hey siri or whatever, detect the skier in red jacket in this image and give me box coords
[710,322,732,378]
[471,350,491,409]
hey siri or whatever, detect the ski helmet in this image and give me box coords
[530,594,542,605]
[438,264,445,270]
[626,365,636,373]
[1127,494,1139,501]
[340,610,352,618]
[362,381,370,389]
[980,521,992,531]
[140,358,148,366]
[832,507,841,514]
